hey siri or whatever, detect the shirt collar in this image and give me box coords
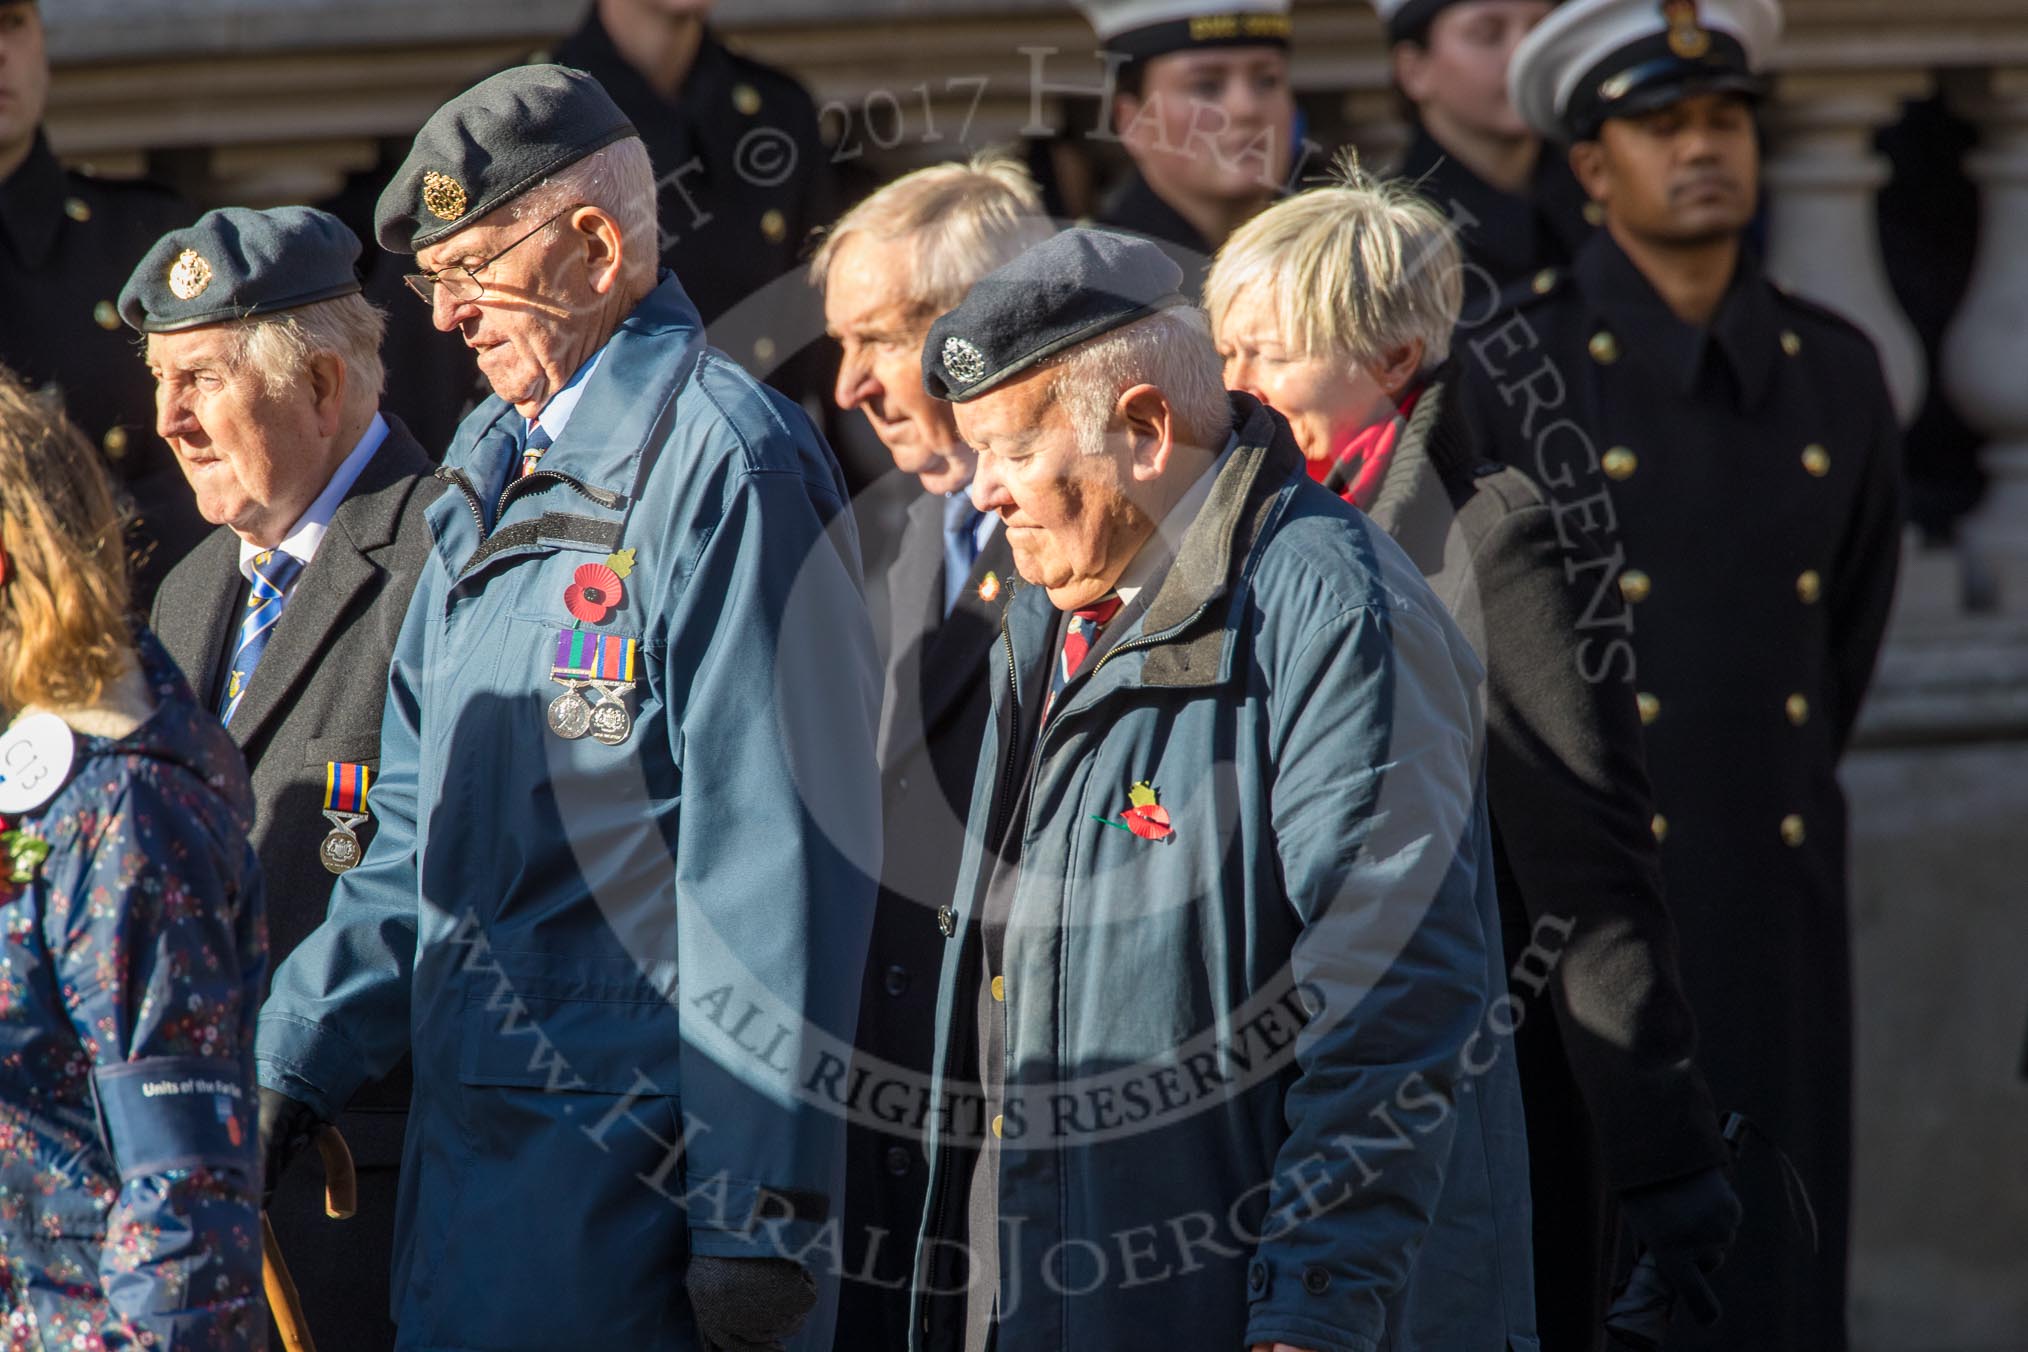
[529,347,606,446]
[0,133,67,270]
[943,486,999,551]
[1112,433,1237,612]
[238,413,389,581]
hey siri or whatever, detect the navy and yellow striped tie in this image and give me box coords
[221,549,304,724]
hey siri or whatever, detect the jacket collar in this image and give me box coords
[1361,371,1476,574]
[1099,166,1213,260]
[1575,230,1778,409]
[1132,393,1302,688]
[0,132,65,270]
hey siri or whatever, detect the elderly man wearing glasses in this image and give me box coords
[252,66,881,1352]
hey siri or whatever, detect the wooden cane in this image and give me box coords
[261,1126,357,1352]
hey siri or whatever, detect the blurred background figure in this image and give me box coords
[1374,0,1596,293]
[0,365,266,1350]
[1075,0,1297,293]
[1462,0,1904,1345]
[810,151,1050,1350]
[1209,166,1737,1352]
[130,204,443,1352]
[0,0,198,609]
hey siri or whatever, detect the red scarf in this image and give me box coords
[1311,384,1423,511]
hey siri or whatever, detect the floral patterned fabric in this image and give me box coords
[0,630,266,1350]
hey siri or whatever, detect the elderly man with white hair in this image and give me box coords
[252,66,881,1352]
[1208,167,1737,1352]
[908,225,1534,1352]
[810,153,1052,1348]
[127,203,441,1351]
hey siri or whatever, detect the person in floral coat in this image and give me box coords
[0,365,267,1350]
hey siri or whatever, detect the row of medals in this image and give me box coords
[315,676,635,876]
[547,674,636,745]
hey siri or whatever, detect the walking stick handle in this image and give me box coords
[314,1126,356,1219]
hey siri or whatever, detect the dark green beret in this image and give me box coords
[922,227,1185,403]
[118,206,362,334]
[375,64,637,254]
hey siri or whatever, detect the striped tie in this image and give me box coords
[1041,592,1123,728]
[221,549,304,724]
[520,422,553,479]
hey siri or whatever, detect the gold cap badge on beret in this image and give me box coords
[422,170,469,223]
[168,249,213,301]
[1663,0,1712,58]
[943,337,988,386]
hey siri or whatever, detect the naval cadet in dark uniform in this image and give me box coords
[0,0,199,609]
[1374,0,1598,295]
[1075,0,1297,298]
[1457,2,1902,1347]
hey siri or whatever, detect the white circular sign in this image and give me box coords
[0,713,76,815]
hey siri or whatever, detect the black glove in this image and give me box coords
[257,1086,323,1210]
[686,1255,817,1352]
[1617,1163,1744,1327]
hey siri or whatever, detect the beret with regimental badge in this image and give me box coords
[374,64,638,254]
[922,227,1186,403]
[1073,0,1292,62]
[1508,0,1780,143]
[117,206,362,334]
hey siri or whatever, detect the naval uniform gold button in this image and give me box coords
[753,336,777,363]
[991,1114,1004,1138]
[1583,201,1605,227]
[1588,331,1619,364]
[64,196,91,223]
[734,83,762,116]
[1618,569,1651,604]
[991,974,1005,1002]
[93,300,119,330]
[1780,329,1802,357]
[1802,444,1830,477]
[760,208,787,243]
[1532,269,1556,295]
[1636,692,1660,725]
[101,426,129,459]
[1780,814,1806,847]
[1602,447,1637,480]
[1650,813,1668,842]
[1786,693,1809,725]
[1797,569,1822,604]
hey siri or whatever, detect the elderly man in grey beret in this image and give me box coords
[253,65,881,1352]
[126,203,441,1351]
[909,227,1535,1352]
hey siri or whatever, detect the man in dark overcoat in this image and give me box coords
[1460,1,1904,1345]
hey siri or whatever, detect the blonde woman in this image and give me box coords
[0,366,265,1347]
[1208,174,1741,1348]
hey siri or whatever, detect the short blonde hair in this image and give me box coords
[1204,162,1463,373]
[0,365,133,716]
[810,151,1053,323]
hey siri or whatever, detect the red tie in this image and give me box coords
[1042,592,1123,727]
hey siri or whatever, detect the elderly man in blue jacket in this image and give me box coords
[908,228,1537,1352]
[253,66,880,1352]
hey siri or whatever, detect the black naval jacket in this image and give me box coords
[0,133,199,607]
[1365,369,1726,1352]
[552,11,836,387]
[152,418,441,1350]
[1394,123,1598,294]
[1094,166,1216,298]
[1456,230,1904,1352]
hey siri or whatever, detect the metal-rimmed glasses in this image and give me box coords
[402,205,581,306]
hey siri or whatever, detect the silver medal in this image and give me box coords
[586,679,636,746]
[547,680,593,739]
[318,809,369,875]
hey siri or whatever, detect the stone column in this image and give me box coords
[1943,67,2028,614]
[1762,70,1932,426]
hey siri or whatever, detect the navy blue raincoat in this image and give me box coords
[256,275,880,1351]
